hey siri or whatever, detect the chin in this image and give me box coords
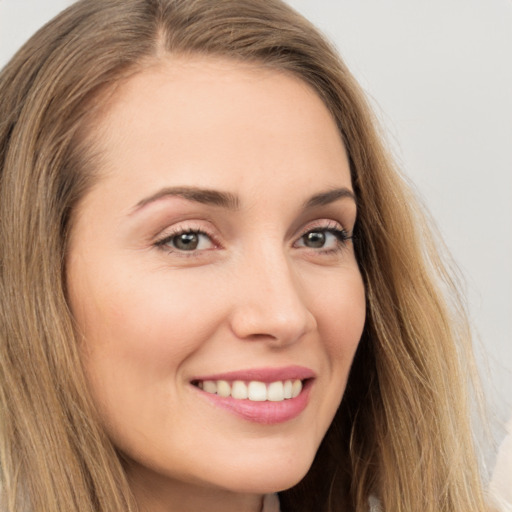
[210,447,316,495]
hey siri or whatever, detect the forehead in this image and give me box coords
[83,55,351,210]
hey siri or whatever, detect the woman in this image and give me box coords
[0,0,488,511]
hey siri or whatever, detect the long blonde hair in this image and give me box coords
[0,0,486,510]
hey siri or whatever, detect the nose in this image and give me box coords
[228,249,317,346]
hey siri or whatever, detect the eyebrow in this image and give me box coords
[131,186,240,212]
[303,187,356,208]
[131,185,356,213]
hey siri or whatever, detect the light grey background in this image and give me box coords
[1,0,511,443]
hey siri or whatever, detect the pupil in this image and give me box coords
[305,231,325,248]
[175,233,199,250]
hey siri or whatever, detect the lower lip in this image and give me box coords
[195,380,312,425]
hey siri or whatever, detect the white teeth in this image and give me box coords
[202,380,217,394]
[283,380,293,399]
[248,381,267,401]
[291,379,302,398]
[217,380,231,398]
[197,379,304,402]
[231,380,248,399]
[267,381,284,402]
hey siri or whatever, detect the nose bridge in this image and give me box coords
[229,241,316,344]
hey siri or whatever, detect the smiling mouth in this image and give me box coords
[192,379,306,402]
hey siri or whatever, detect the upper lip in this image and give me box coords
[191,365,316,383]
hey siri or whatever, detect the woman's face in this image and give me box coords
[67,56,365,504]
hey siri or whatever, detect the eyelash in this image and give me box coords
[295,222,353,254]
[154,227,217,256]
[153,222,353,256]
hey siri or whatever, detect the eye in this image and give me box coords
[295,225,351,252]
[156,229,215,252]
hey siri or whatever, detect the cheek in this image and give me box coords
[315,269,366,345]
[75,275,219,373]
[71,275,224,452]
[313,270,366,393]
[68,263,223,412]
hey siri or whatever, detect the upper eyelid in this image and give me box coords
[153,218,349,250]
[153,223,219,246]
[300,219,343,230]
[295,219,347,237]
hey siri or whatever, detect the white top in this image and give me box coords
[489,418,512,512]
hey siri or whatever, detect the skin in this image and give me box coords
[67,56,366,512]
